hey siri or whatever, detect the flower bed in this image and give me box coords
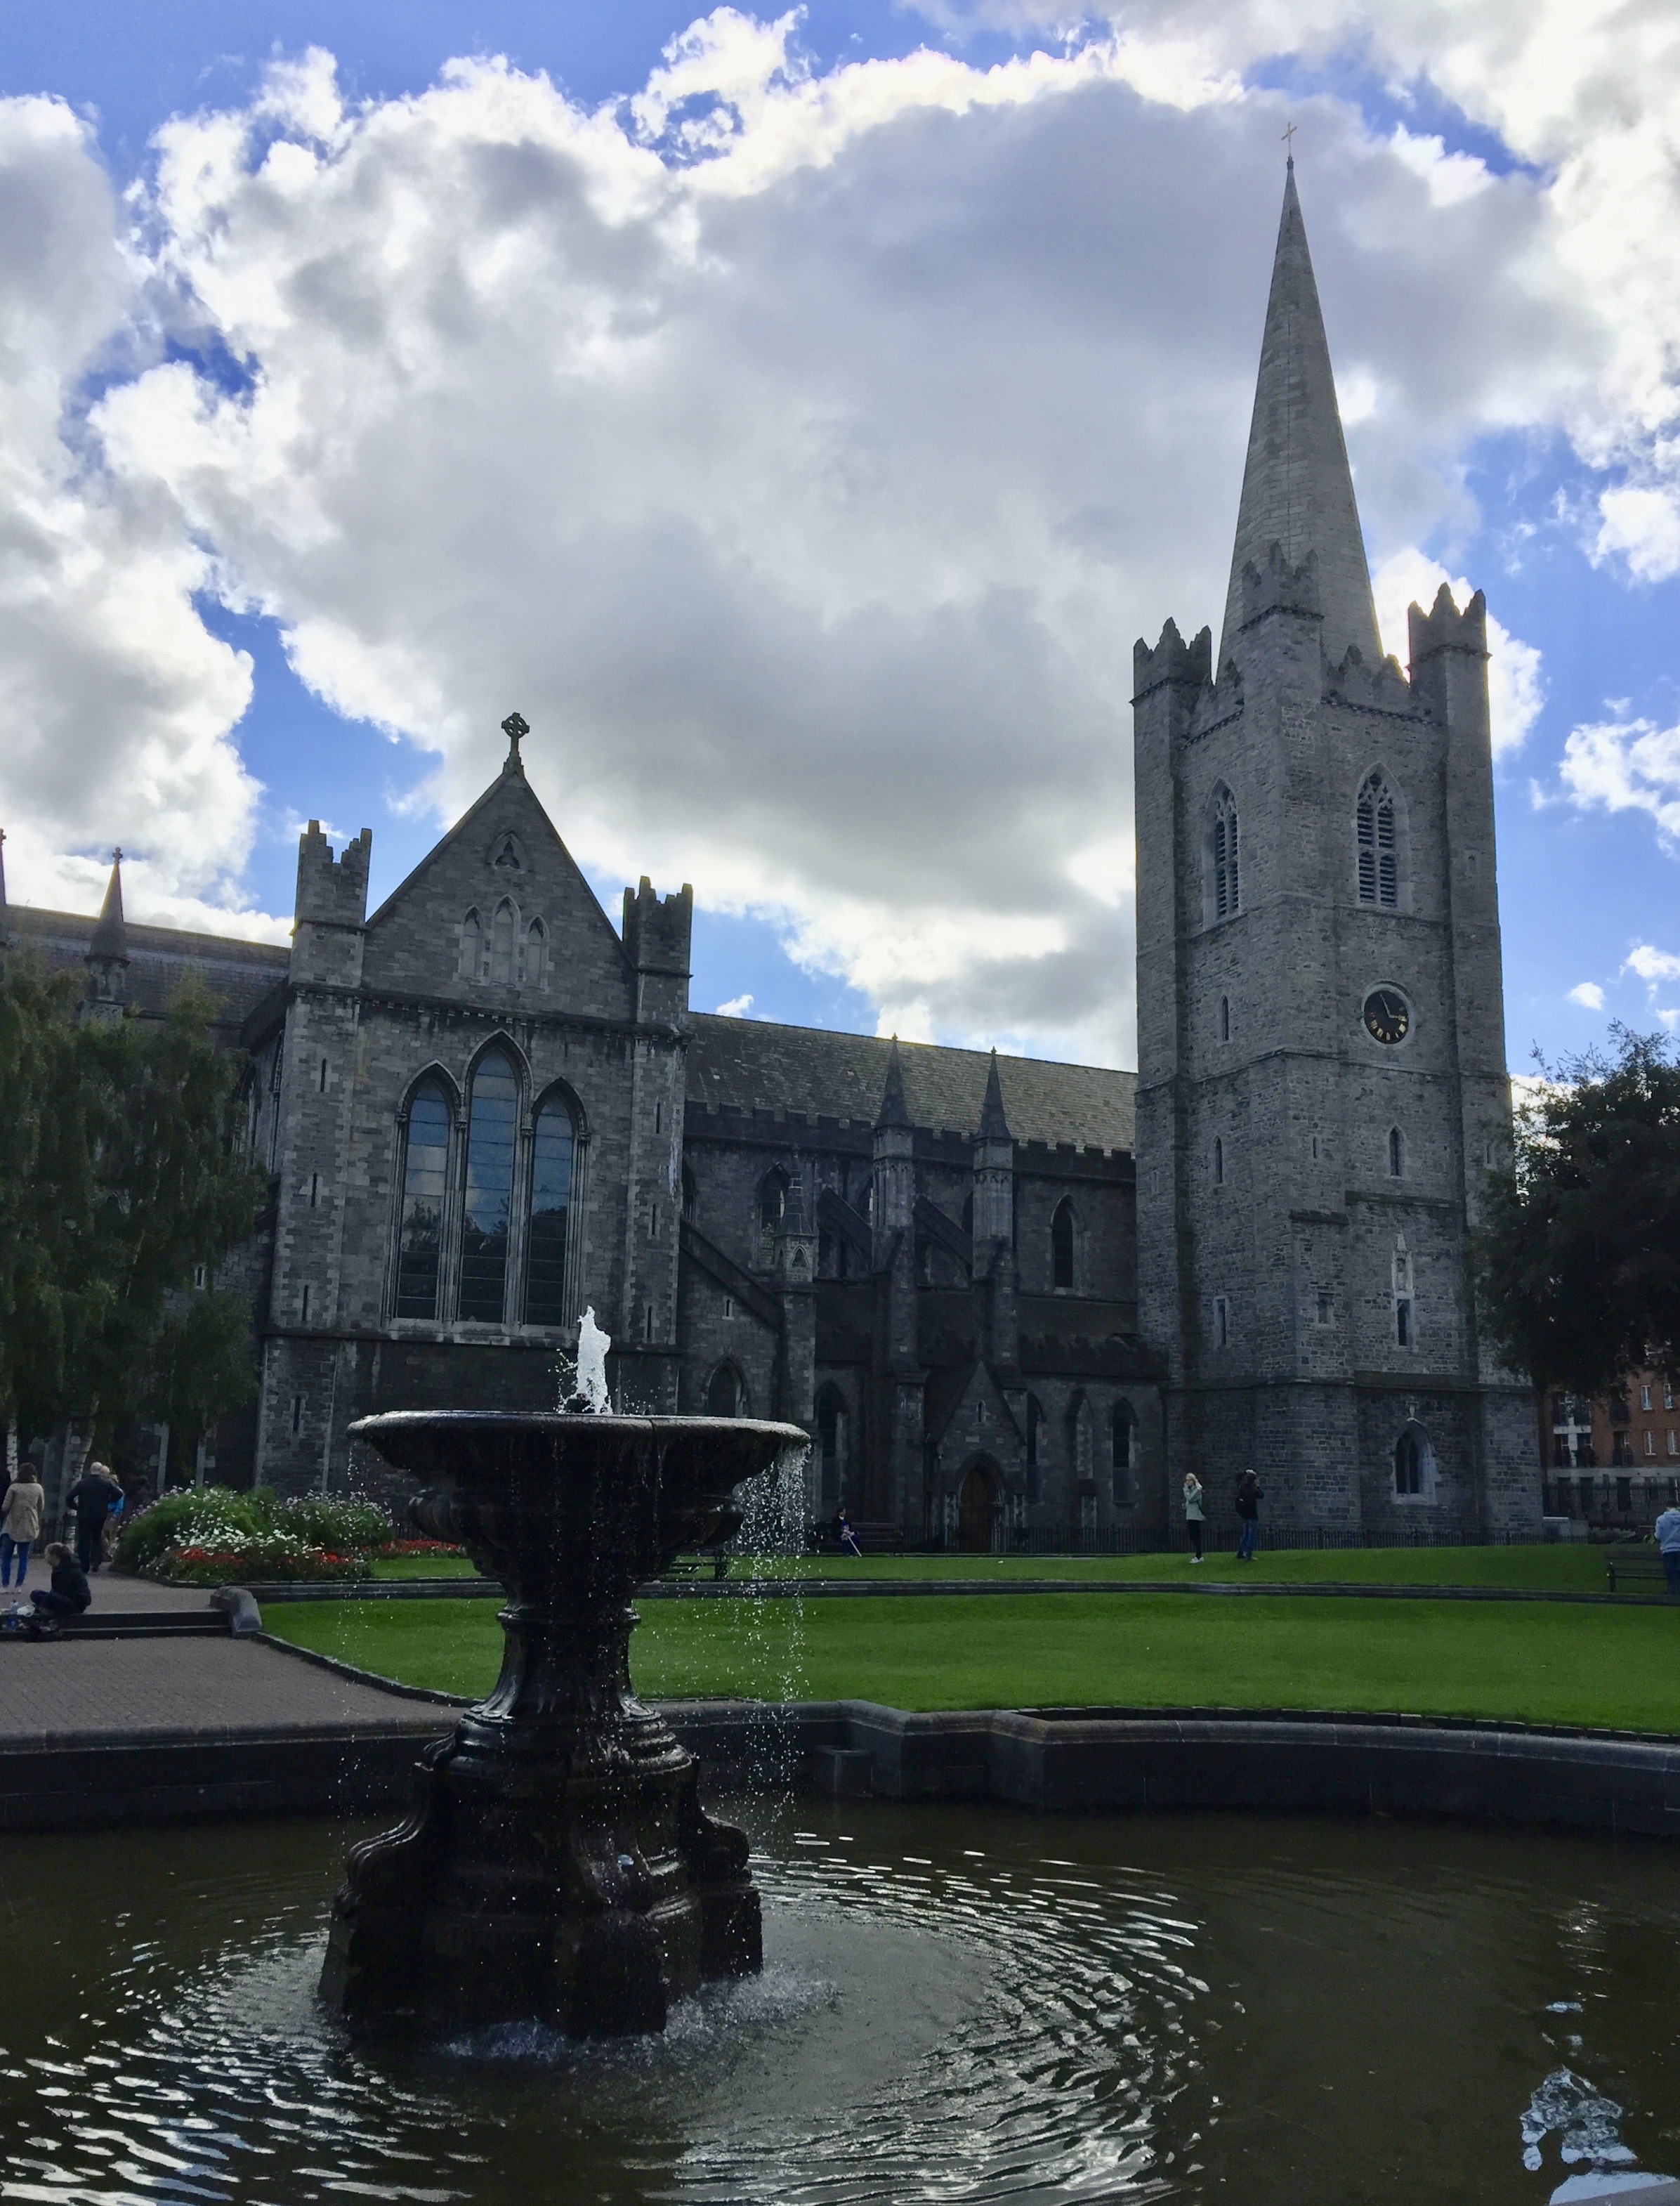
[374,1539,466,1559]
[155,1542,372,1586]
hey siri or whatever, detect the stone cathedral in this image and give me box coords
[5,164,1540,1543]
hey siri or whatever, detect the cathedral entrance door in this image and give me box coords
[957,1462,999,1553]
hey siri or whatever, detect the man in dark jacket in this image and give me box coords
[1234,1468,1264,1562]
[65,1463,122,1574]
[15,1543,91,1637]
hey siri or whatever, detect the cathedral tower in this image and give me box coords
[1133,161,1537,1538]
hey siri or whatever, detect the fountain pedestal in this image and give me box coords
[319,1411,805,2037]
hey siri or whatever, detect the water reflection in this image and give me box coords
[2,1803,1678,2204]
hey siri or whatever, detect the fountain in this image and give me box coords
[318,1314,806,2038]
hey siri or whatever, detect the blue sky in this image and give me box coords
[2,1,1678,1067]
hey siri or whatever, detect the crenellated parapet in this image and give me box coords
[1239,541,1323,632]
[1131,618,1212,703]
[1408,581,1488,668]
[1323,640,1415,717]
[296,822,372,929]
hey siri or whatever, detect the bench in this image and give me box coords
[663,1552,732,1581]
[806,1520,907,1556]
[1605,1552,1676,1595]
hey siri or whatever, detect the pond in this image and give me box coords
[6,1799,1678,2204]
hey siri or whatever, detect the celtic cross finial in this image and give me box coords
[501,711,529,769]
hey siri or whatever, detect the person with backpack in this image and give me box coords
[1234,1468,1264,1562]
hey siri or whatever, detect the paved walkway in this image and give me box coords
[0,1635,452,1746]
[0,1566,210,1614]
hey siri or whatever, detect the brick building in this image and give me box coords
[0,163,1542,1543]
[1543,1376,1680,1531]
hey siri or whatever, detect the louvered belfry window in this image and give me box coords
[1357,774,1398,906]
[1212,790,1240,918]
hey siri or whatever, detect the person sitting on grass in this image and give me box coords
[1655,1497,1680,1599]
[8,1543,91,1638]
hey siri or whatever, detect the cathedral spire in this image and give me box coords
[85,848,130,1017]
[874,1036,910,1131]
[1219,159,1383,672]
[977,1049,1011,1142]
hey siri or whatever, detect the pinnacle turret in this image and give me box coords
[977,1049,1011,1142]
[85,849,130,1017]
[1219,161,1382,672]
[875,1036,911,1131]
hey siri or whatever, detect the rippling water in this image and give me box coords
[4,1802,1678,2204]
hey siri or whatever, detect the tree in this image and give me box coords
[0,955,266,1458]
[1479,1028,1680,1397]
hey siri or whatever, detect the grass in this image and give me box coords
[728,1546,1626,1592]
[264,1586,1680,1734]
[370,1552,478,1579]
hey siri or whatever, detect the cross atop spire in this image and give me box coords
[1219,162,1382,673]
[501,711,529,776]
[1281,119,1297,162]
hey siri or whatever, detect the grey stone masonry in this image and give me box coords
[1134,162,1538,1541]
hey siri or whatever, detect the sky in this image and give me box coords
[1,1,1678,1071]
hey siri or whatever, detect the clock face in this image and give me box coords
[1363,988,1410,1045]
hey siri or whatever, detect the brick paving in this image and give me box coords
[0,1636,452,1747]
[0,1567,210,1616]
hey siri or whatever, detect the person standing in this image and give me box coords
[1181,1472,1205,1562]
[836,1507,863,1560]
[1234,1468,1264,1562]
[0,1468,44,1590]
[65,1461,122,1576]
[1655,1496,1680,1598]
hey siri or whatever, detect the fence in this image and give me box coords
[917,1521,1558,1558]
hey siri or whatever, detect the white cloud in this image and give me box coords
[1594,486,1680,585]
[716,991,756,1016]
[1566,981,1604,1010]
[1625,944,1680,984]
[1558,714,1680,846]
[1370,549,1544,757]
[0,96,273,933]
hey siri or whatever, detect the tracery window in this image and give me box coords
[1357,772,1398,907]
[459,1050,519,1322]
[395,1081,452,1319]
[1212,788,1240,920]
[524,1092,575,1328]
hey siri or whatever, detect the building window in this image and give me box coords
[309,1171,320,1209]
[1641,1384,1652,1411]
[1396,1299,1412,1347]
[1667,1387,1675,1411]
[459,909,483,980]
[319,1057,328,1093]
[192,1263,208,1290]
[395,1079,452,1319]
[1616,1476,1633,1512]
[1211,787,1240,920]
[756,1168,789,1267]
[722,1295,735,1320]
[682,1166,697,1220]
[1220,996,1231,1043]
[289,1395,303,1437]
[1051,1199,1076,1291]
[1213,1137,1224,1186]
[1311,1130,1321,1162]
[1394,1425,1431,1499]
[1316,1293,1332,1326]
[1111,1400,1136,1506]
[1356,771,1398,907]
[817,1385,849,1510]
[644,1303,655,1341]
[1393,1248,1412,1348]
[1669,1431,1677,1457]
[524,1091,575,1328]
[522,918,546,988]
[300,1283,312,1323]
[1214,1295,1229,1349]
[1388,1127,1405,1178]
[459,1049,519,1322]
[707,1362,744,1418]
[489,900,518,988]
[1025,1394,1043,1505]
[1647,1430,1657,1457]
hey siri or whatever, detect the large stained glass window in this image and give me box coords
[525,1095,575,1327]
[459,1050,518,1321]
[395,1081,451,1319]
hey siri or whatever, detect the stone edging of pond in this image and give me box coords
[253,1635,1680,1841]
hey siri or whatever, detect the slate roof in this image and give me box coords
[5,907,291,1043]
[683,1013,1134,1154]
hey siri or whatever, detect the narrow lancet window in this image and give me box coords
[1051,1199,1075,1290]
[490,900,517,987]
[525,1092,575,1326]
[459,1050,518,1321]
[1212,790,1240,918]
[395,1081,451,1319]
[459,910,483,981]
[1357,773,1398,907]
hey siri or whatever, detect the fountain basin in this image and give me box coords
[320,1411,808,2039]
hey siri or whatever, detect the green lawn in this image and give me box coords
[265,1587,1680,1733]
[370,1552,478,1579]
[712,1545,1627,1592]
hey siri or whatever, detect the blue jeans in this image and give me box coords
[1663,1551,1680,1598]
[0,1535,29,1588]
[1237,1517,1259,1561]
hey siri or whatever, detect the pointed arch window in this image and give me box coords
[459,910,483,981]
[707,1362,745,1418]
[524,1090,575,1328]
[395,1081,452,1319]
[757,1168,789,1267]
[1111,1399,1136,1506]
[489,900,518,987]
[1395,1425,1433,1499]
[459,1050,519,1322]
[523,918,547,990]
[1212,788,1240,920]
[1357,773,1398,907]
[1051,1198,1076,1291]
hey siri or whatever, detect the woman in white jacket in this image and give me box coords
[0,1472,44,1590]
